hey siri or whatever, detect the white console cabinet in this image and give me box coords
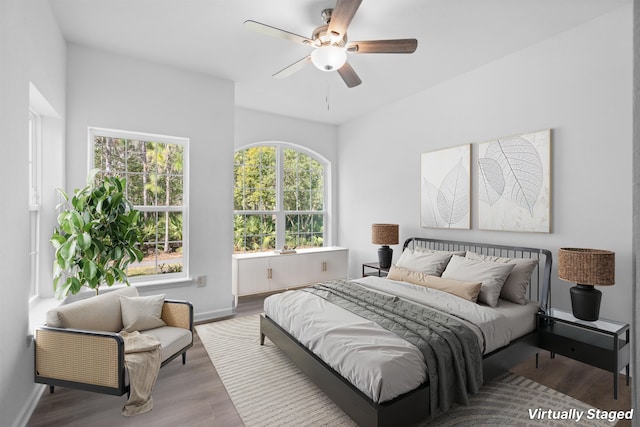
[232,247,348,299]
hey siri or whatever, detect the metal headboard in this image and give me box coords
[403,237,552,313]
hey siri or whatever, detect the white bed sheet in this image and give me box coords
[263,276,539,403]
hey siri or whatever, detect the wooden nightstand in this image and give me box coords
[536,307,630,399]
[362,262,389,277]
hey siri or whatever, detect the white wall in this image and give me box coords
[0,1,66,426]
[235,108,339,245]
[338,6,634,326]
[66,45,235,321]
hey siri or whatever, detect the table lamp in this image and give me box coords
[558,248,615,321]
[371,224,399,269]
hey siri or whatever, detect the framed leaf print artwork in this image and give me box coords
[421,144,470,229]
[478,129,551,232]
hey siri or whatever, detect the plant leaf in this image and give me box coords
[77,232,91,250]
[59,240,77,262]
[478,157,504,205]
[55,277,73,300]
[83,259,98,280]
[437,159,469,227]
[421,179,444,228]
[50,234,66,250]
[484,137,543,215]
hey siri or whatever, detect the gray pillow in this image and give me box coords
[396,249,453,276]
[120,294,166,332]
[465,251,539,305]
[441,255,515,307]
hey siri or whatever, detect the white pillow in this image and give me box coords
[441,255,515,307]
[465,251,539,305]
[395,249,453,276]
[120,294,166,332]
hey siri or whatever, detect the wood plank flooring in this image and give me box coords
[27,294,632,426]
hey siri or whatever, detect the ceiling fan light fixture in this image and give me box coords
[311,45,347,72]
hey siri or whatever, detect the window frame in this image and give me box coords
[88,127,190,283]
[234,142,330,253]
[29,109,42,299]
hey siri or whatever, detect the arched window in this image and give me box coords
[234,143,328,253]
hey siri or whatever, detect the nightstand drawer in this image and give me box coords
[538,331,629,372]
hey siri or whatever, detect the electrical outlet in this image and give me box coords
[195,275,207,287]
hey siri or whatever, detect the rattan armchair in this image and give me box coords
[34,287,193,396]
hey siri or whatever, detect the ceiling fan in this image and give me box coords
[244,0,418,88]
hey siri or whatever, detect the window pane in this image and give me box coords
[127,173,145,205]
[93,131,187,279]
[126,139,145,173]
[234,146,325,253]
[283,189,297,210]
[285,214,323,249]
[234,214,276,253]
[169,176,183,205]
[234,146,276,212]
[311,190,324,211]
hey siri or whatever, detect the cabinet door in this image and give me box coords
[235,257,271,296]
[316,250,348,282]
[268,255,300,291]
[299,250,348,284]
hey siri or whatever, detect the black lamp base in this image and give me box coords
[570,284,602,321]
[377,245,393,269]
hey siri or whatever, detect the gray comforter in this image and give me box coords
[303,280,483,414]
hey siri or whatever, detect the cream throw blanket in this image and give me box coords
[120,331,162,416]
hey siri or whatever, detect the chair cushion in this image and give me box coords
[46,286,139,332]
[142,326,193,362]
[120,294,167,332]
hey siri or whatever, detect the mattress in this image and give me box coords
[263,276,539,403]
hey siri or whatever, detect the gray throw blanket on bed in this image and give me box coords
[302,280,483,415]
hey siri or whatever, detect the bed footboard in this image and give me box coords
[260,314,430,427]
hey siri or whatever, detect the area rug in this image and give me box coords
[196,314,613,427]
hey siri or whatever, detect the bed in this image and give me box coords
[260,237,552,427]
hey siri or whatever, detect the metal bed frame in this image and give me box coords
[260,237,552,427]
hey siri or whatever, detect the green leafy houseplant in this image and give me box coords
[51,169,144,299]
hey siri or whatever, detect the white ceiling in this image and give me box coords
[49,0,629,125]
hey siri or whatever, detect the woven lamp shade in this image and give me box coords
[371,224,399,245]
[558,248,615,286]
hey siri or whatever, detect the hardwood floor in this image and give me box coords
[27,294,633,426]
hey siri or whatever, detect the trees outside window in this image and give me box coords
[90,128,188,279]
[234,144,327,253]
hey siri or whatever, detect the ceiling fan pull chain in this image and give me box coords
[326,80,330,111]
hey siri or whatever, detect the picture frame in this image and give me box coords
[477,129,551,232]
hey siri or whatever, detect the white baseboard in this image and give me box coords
[12,383,45,427]
[194,307,235,323]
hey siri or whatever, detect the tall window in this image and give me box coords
[234,144,327,253]
[29,110,41,298]
[90,128,188,280]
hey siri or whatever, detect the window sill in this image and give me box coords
[29,295,64,333]
[129,276,194,291]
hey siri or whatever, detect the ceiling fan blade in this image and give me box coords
[337,61,362,88]
[347,39,418,54]
[328,0,362,38]
[273,56,312,79]
[244,20,316,46]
